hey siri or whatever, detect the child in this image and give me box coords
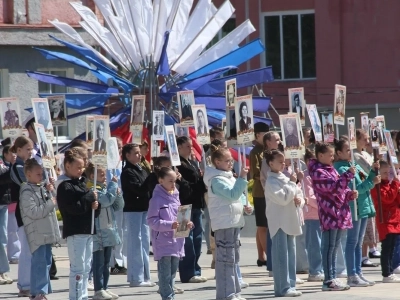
[371,160,400,282]
[308,142,356,291]
[303,149,324,282]
[57,148,100,300]
[334,138,379,286]
[264,149,304,297]
[19,158,60,300]
[147,167,194,300]
[85,163,124,300]
[204,145,252,300]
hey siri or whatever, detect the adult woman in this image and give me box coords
[238,102,252,131]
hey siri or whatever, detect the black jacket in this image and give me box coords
[0,169,13,206]
[57,177,100,239]
[177,157,206,209]
[146,172,192,203]
[121,161,150,212]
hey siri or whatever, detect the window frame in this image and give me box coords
[0,69,10,97]
[260,9,316,81]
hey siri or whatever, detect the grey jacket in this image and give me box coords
[19,182,61,254]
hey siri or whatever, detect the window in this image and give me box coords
[0,69,9,97]
[263,11,316,80]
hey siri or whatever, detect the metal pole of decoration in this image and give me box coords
[91,165,97,235]
[374,103,383,223]
[55,126,59,155]
[242,144,249,206]
[350,148,358,221]
[336,124,339,140]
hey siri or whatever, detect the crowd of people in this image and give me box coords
[1,115,400,300]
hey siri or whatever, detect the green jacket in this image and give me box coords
[334,160,376,220]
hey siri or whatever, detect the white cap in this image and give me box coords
[22,112,35,128]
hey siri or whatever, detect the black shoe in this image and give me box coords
[257,259,267,267]
[150,251,154,256]
[50,275,59,280]
[110,265,127,275]
[362,259,379,267]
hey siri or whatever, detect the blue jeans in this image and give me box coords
[215,227,240,300]
[18,226,31,291]
[392,235,400,270]
[203,206,211,250]
[158,256,179,300]
[125,212,150,284]
[66,234,93,300]
[345,217,368,276]
[179,208,203,283]
[305,220,323,275]
[31,244,52,296]
[321,229,344,282]
[336,231,347,275]
[93,246,112,291]
[266,228,272,271]
[0,205,9,273]
[110,211,127,267]
[296,226,309,272]
[7,210,20,261]
[271,229,296,297]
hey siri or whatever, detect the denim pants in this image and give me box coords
[17,226,31,291]
[266,228,272,271]
[110,211,127,267]
[321,229,344,282]
[158,256,179,300]
[0,205,9,273]
[381,233,398,277]
[345,217,368,276]
[271,229,296,297]
[93,246,112,291]
[336,230,347,275]
[392,235,400,270]
[203,206,211,250]
[7,210,20,261]
[31,244,52,296]
[214,227,241,300]
[66,234,93,300]
[295,227,309,272]
[305,220,323,275]
[125,211,150,284]
[179,208,203,283]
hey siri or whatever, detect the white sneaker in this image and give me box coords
[93,290,112,300]
[394,267,400,274]
[236,296,247,300]
[105,289,119,299]
[188,276,205,283]
[358,273,375,286]
[347,275,369,287]
[383,274,400,283]
[268,271,274,277]
[1,273,13,284]
[0,276,6,285]
[199,276,208,282]
[129,281,156,287]
[88,280,94,291]
[283,289,302,297]
[307,274,324,282]
[336,273,348,278]
[240,281,249,288]
[295,277,305,284]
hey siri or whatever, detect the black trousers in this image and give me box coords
[49,252,57,277]
[381,233,398,277]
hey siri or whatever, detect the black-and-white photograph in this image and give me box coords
[348,117,356,149]
[174,123,190,137]
[334,84,346,125]
[34,123,54,169]
[306,104,322,142]
[283,117,300,148]
[94,119,107,153]
[0,97,22,138]
[361,114,369,133]
[235,95,254,144]
[192,105,210,145]
[225,79,236,107]
[174,204,192,238]
[375,115,386,153]
[322,113,334,143]
[279,114,303,159]
[152,110,165,141]
[177,90,195,126]
[165,125,181,166]
[33,100,52,130]
[288,88,305,123]
[47,95,67,126]
[131,96,145,124]
[107,137,120,170]
[2,100,19,127]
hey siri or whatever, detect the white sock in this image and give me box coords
[369,247,377,253]
[362,256,369,261]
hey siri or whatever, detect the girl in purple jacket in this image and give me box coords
[147,167,193,300]
[308,142,357,292]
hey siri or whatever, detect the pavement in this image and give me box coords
[1,237,399,299]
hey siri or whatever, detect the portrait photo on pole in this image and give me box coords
[174,123,190,138]
[177,90,195,127]
[384,130,398,164]
[152,110,165,141]
[347,117,357,149]
[107,137,120,170]
[235,95,254,144]
[360,112,370,133]
[0,97,22,138]
[174,204,192,238]
[225,78,236,107]
[306,104,322,142]
[86,115,95,150]
[192,104,210,145]
[34,123,54,169]
[279,114,303,159]
[322,112,334,143]
[333,84,346,125]
[32,98,53,140]
[375,115,387,153]
[47,95,67,126]
[92,115,110,166]
[130,95,146,144]
[288,87,305,126]
[165,125,181,166]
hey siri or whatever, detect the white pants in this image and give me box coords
[7,211,20,261]
[110,211,127,267]
[17,227,31,291]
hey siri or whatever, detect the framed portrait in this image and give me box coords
[32,98,53,140]
[130,95,145,144]
[333,84,346,125]
[34,123,54,169]
[107,137,120,170]
[360,112,369,134]
[288,88,305,127]
[192,104,210,145]
[165,125,181,166]
[174,123,190,138]
[375,115,387,153]
[151,138,160,159]
[306,104,322,142]
[0,97,22,138]
[152,110,165,141]
[384,130,398,164]
[86,115,95,150]
[92,115,110,166]
[279,114,303,159]
[347,117,356,149]
[235,95,254,144]
[47,95,67,127]
[225,78,236,107]
[174,204,192,238]
[177,90,195,127]
[322,112,335,143]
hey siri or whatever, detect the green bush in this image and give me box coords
[56,209,62,221]
[247,179,254,206]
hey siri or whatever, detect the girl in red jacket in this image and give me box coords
[371,160,400,283]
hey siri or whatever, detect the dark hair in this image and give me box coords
[309,129,316,144]
[379,160,389,168]
[356,129,367,141]
[1,137,11,147]
[315,141,333,157]
[176,136,190,146]
[10,136,32,153]
[264,149,284,166]
[121,143,140,166]
[152,156,171,175]
[239,102,248,118]
[263,131,279,150]
[156,167,175,179]
[64,147,85,168]
[70,139,87,149]
[333,137,349,153]
[391,130,398,139]
[85,162,105,177]
[3,144,13,155]
[211,138,224,148]
[140,140,149,148]
[25,117,35,130]
[210,127,223,139]
[396,131,400,150]
[24,158,42,174]
[304,148,315,162]
[210,144,230,166]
